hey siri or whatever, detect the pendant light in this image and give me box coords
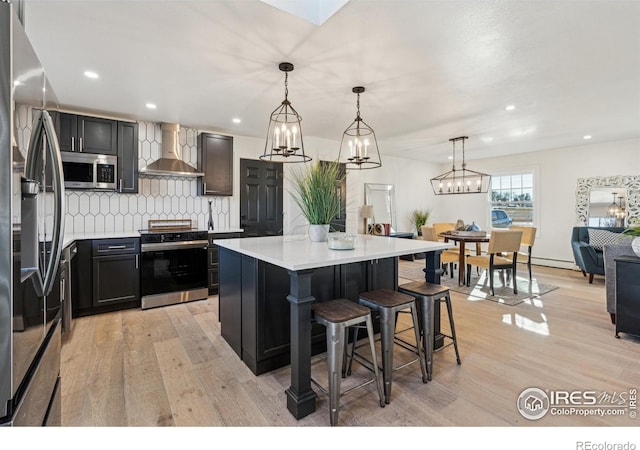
[430,136,491,195]
[337,86,381,170]
[260,62,311,163]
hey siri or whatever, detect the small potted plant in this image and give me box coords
[622,225,640,257]
[410,208,430,236]
[290,160,344,242]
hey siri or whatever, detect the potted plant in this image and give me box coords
[290,160,344,242]
[410,208,430,236]
[622,225,640,257]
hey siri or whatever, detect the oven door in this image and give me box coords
[141,244,208,297]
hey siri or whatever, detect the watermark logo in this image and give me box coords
[517,387,637,420]
[517,387,550,420]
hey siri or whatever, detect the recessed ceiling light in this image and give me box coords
[232,118,242,124]
[448,156,453,160]
[84,71,99,79]
[481,136,494,143]
[145,103,157,110]
[583,135,592,140]
[505,105,515,111]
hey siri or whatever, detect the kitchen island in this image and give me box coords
[214,234,452,420]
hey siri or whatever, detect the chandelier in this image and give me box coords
[430,136,491,195]
[607,192,626,220]
[261,62,311,163]
[337,86,381,170]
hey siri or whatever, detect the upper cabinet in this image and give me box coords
[55,112,118,155]
[198,132,233,196]
[117,121,139,193]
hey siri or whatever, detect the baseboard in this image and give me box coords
[531,257,577,270]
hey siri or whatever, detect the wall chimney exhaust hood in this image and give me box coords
[140,123,204,177]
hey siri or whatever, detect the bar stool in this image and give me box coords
[398,281,461,381]
[311,298,385,426]
[356,289,428,404]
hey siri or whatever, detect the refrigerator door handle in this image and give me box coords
[24,110,66,297]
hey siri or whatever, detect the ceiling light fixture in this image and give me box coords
[260,62,310,163]
[232,118,242,124]
[145,103,157,109]
[584,135,592,140]
[84,71,99,79]
[430,136,491,195]
[505,105,515,111]
[337,86,381,170]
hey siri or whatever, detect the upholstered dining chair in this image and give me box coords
[431,222,472,255]
[508,226,537,281]
[465,229,523,296]
[421,226,460,278]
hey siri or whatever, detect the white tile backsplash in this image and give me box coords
[16,105,230,234]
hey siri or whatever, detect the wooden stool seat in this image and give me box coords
[312,298,372,323]
[397,280,449,297]
[359,289,415,308]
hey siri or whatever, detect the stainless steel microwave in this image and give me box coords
[61,152,117,190]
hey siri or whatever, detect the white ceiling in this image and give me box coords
[22,0,640,163]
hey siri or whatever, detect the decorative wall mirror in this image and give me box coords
[364,183,397,233]
[576,176,640,226]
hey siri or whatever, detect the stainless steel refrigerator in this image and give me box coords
[1,0,66,426]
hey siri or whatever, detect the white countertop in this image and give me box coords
[214,234,453,271]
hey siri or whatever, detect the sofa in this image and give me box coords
[603,243,637,324]
[571,226,626,283]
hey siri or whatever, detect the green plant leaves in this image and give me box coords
[290,161,344,225]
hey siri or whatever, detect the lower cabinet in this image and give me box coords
[72,238,141,317]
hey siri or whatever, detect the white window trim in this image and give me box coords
[487,165,540,236]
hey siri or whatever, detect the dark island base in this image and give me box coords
[218,248,442,376]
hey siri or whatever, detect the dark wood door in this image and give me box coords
[240,158,283,237]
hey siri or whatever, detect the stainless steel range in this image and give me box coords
[139,220,209,310]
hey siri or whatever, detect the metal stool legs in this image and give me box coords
[312,299,385,426]
[399,282,461,381]
[358,289,428,404]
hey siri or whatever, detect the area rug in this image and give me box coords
[398,261,559,306]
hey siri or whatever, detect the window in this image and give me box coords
[490,173,534,228]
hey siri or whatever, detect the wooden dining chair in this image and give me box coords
[465,229,523,295]
[508,226,537,281]
[421,226,459,278]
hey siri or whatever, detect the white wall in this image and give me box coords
[436,138,640,267]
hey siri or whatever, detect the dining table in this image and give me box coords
[438,231,490,286]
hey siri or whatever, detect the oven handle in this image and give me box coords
[141,240,209,252]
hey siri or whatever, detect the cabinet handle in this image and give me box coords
[135,254,139,269]
[203,182,207,193]
[108,245,127,250]
[60,278,65,301]
[71,137,75,152]
[118,179,122,193]
[79,137,83,152]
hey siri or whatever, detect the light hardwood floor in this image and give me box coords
[60,263,640,427]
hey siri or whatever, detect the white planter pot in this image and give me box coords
[309,224,330,242]
[632,237,640,257]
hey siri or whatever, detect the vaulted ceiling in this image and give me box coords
[23,0,640,163]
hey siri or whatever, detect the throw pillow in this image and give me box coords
[588,228,632,250]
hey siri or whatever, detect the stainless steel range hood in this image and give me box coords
[140,123,204,177]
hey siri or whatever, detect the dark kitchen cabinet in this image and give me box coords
[615,255,640,338]
[117,120,139,193]
[92,238,140,308]
[208,232,242,295]
[198,132,233,196]
[55,112,118,155]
